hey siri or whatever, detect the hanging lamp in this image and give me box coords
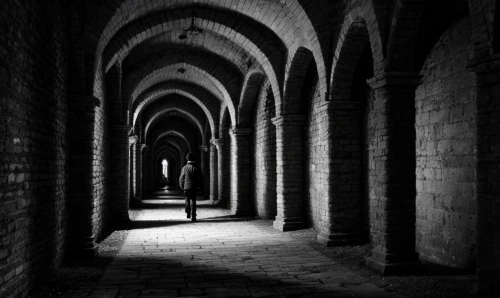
[179,7,203,39]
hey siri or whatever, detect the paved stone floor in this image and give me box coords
[88,190,393,297]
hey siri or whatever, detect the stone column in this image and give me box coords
[210,138,226,205]
[148,148,155,193]
[67,94,101,259]
[199,144,209,198]
[209,143,218,203]
[198,145,206,171]
[141,146,149,200]
[316,101,364,246]
[131,142,146,206]
[272,115,307,231]
[230,128,253,216]
[468,56,500,296]
[129,136,138,200]
[133,143,145,203]
[129,139,136,202]
[364,72,422,274]
[110,125,132,226]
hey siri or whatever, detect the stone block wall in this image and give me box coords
[415,17,477,269]
[363,92,375,240]
[252,84,277,219]
[130,144,136,199]
[325,102,364,238]
[93,93,111,241]
[0,1,68,296]
[221,115,231,209]
[306,79,328,230]
[473,58,500,295]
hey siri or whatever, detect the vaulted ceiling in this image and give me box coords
[77,0,336,162]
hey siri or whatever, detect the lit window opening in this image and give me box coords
[162,159,168,178]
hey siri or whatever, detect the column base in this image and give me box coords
[317,231,363,247]
[130,197,142,208]
[213,196,227,207]
[233,208,252,217]
[113,213,132,229]
[365,249,420,275]
[67,235,97,260]
[273,217,304,231]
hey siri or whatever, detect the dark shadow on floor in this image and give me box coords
[135,202,213,209]
[96,255,353,297]
[124,217,252,230]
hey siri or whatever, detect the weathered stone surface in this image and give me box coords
[0,1,68,296]
[2,1,500,296]
[84,203,391,297]
[415,16,477,270]
[306,79,329,232]
[252,83,277,219]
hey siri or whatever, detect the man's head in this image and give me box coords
[186,152,196,162]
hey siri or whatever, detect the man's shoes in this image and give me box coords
[191,217,196,222]
[186,214,191,218]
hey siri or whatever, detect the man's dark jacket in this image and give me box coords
[179,161,204,192]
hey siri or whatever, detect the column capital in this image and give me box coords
[210,138,225,148]
[230,127,252,137]
[271,114,307,126]
[199,145,209,152]
[367,71,423,90]
[128,134,139,144]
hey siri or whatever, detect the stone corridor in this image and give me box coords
[80,191,390,298]
[2,0,500,296]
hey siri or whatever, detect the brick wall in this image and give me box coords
[252,84,277,219]
[0,0,68,296]
[93,90,111,241]
[221,113,231,209]
[415,17,477,269]
[363,91,374,240]
[306,77,327,230]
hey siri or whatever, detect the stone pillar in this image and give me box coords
[141,146,149,200]
[316,101,364,246]
[67,94,101,259]
[468,56,500,296]
[198,145,206,171]
[230,128,253,216]
[210,138,226,205]
[199,144,209,198]
[364,72,422,274]
[147,148,155,193]
[129,139,136,202]
[209,143,218,203]
[272,115,307,231]
[109,125,132,226]
[131,142,146,206]
[134,143,145,202]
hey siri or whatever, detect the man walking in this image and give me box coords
[179,152,204,221]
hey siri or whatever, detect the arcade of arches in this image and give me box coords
[1,0,500,296]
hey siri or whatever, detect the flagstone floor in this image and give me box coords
[85,190,393,298]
